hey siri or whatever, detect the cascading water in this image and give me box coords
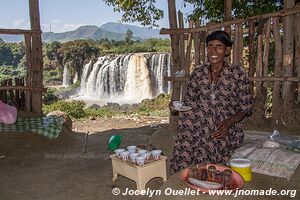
[78,53,171,104]
[62,65,71,86]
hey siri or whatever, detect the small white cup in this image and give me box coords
[137,149,147,154]
[120,151,129,161]
[129,153,139,163]
[151,150,162,160]
[141,152,151,163]
[172,101,184,110]
[127,145,137,153]
[136,155,146,165]
[114,149,125,158]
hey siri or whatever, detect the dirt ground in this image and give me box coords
[0,116,299,200]
[0,116,170,200]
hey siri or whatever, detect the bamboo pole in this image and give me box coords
[160,7,300,35]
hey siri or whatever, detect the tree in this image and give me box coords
[58,40,100,79]
[103,0,164,27]
[125,29,134,44]
[104,0,283,27]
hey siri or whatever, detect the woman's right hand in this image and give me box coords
[169,101,179,116]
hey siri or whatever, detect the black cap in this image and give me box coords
[206,30,233,47]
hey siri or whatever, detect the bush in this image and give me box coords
[42,88,59,105]
[43,100,86,119]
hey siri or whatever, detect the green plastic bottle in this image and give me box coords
[108,135,122,150]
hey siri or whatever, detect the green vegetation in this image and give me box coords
[42,93,171,119]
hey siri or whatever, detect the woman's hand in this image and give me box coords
[169,101,179,116]
[212,119,234,139]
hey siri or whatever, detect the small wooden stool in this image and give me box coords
[110,154,167,190]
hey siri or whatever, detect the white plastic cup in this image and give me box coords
[137,149,147,154]
[141,152,151,163]
[151,150,162,160]
[136,155,146,165]
[129,153,139,163]
[114,148,125,158]
[127,145,137,153]
[120,151,130,161]
[172,101,183,110]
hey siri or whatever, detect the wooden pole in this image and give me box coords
[282,0,295,125]
[29,0,43,114]
[272,17,283,126]
[248,20,255,93]
[194,21,201,66]
[295,2,300,102]
[160,7,300,35]
[24,34,32,113]
[167,0,181,131]
[224,0,232,33]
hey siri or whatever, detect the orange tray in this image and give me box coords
[179,163,244,193]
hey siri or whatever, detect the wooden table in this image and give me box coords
[110,154,167,190]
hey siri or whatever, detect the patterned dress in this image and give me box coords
[170,62,253,174]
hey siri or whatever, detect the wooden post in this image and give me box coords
[178,11,187,101]
[194,21,201,66]
[253,22,265,126]
[29,0,43,114]
[272,17,283,126]
[295,1,300,102]
[224,0,232,33]
[282,0,295,125]
[24,34,32,113]
[263,19,271,77]
[167,0,181,131]
[248,20,255,93]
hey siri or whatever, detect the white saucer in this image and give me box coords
[172,106,192,112]
[188,178,222,190]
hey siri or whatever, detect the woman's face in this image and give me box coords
[207,40,230,66]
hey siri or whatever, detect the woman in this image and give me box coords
[170,30,253,174]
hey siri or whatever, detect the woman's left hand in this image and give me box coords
[213,119,234,139]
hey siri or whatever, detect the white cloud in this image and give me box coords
[12,18,27,28]
[52,19,62,23]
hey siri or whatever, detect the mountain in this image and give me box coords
[42,25,126,42]
[100,22,166,39]
[0,23,167,43]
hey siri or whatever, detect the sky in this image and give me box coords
[0,0,193,33]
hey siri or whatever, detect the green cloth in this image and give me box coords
[0,116,64,139]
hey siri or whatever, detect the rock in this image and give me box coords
[88,104,100,109]
[47,110,72,131]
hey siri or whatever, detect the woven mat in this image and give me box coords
[232,131,300,180]
[0,115,64,139]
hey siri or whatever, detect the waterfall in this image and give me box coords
[62,65,70,86]
[124,54,152,102]
[79,53,171,104]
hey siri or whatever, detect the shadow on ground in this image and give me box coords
[0,124,170,200]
